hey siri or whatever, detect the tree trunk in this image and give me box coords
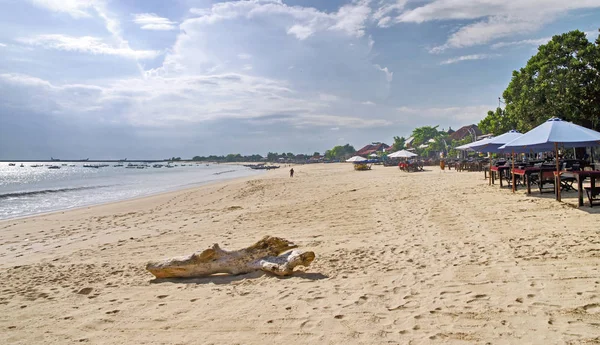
[146,236,315,278]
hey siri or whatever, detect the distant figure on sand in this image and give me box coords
[290,168,294,178]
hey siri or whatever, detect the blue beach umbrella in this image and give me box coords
[471,130,522,153]
[500,118,600,200]
[455,137,493,151]
[500,118,600,152]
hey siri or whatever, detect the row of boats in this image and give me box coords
[243,164,281,170]
[7,163,205,169]
[8,163,76,168]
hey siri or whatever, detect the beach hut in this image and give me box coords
[501,118,600,200]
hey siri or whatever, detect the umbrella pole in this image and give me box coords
[555,142,561,202]
[489,158,492,185]
[512,151,515,193]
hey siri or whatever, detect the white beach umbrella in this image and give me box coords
[388,150,418,158]
[346,156,367,162]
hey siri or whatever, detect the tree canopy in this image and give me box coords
[479,29,600,134]
[324,144,356,160]
[392,136,406,151]
[410,125,441,148]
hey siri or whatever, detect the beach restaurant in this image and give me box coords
[457,118,600,208]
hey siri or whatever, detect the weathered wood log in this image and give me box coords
[146,236,315,278]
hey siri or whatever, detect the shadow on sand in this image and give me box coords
[149,271,329,285]
[518,189,600,214]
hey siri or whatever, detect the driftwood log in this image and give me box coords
[146,236,315,278]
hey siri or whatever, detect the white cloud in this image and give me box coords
[362,101,375,105]
[29,0,98,18]
[0,43,7,47]
[374,64,393,82]
[237,53,252,60]
[17,34,160,59]
[188,0,371,40]
[381,0,600,51]
[396,105,493,125]
[491,30,598,49]
[319,93,338,102]
[133,13,177,31]
[431,16,541,52]
[242,64,253,71]
[30,0,148,75]
[491,37,552,49]
[440,54,498,65]
[373,0,408,27]
[0,72,391,129]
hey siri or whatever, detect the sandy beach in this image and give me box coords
[1,163,599,344]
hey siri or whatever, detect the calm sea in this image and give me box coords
[0,162,263,220]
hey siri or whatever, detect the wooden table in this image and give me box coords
[569,171,600,207]
[512,167,557,194]
[512,167,536,194]
[490,166,511,187]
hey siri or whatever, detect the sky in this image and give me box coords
[0,0,599,159]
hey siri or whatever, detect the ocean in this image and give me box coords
[0,162,264,220]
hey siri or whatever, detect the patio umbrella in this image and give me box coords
[501,118,600,201]
[388,150,418,158]
[468,130,522,189]
[471,130,522,153]
[346,156,367,162]
[455,137,493,151]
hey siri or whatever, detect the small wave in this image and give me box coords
[213,170,236,175]
[0,186,110,199]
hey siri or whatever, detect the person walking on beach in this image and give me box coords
[289,168,294,178]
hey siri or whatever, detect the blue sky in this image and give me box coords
[0,0,599,159]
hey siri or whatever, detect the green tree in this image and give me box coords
[266,152,278,161]
[480,29,600,133]
[411,125,441,148]
[392,136,406,151]
[325,144,355,160]
[478,107,516,135]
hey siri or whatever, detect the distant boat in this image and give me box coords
[83,164,99,168]
[136,166,145,169]
[61,164,67,166]
[69,164,76,167]
[31,164,42,167]
[48,165,60,169]
[114,164,124,167]
[20,164,25,167]
[8,163,15,166]
[153,164,163,168]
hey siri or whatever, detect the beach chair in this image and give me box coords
[559,162,579,192]
[584,186,600,207]
[538,170,555,194]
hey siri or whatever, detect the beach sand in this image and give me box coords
[1,164,599,344]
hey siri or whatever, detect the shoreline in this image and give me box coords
[0,165,265,222]
[1,163,599,344]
